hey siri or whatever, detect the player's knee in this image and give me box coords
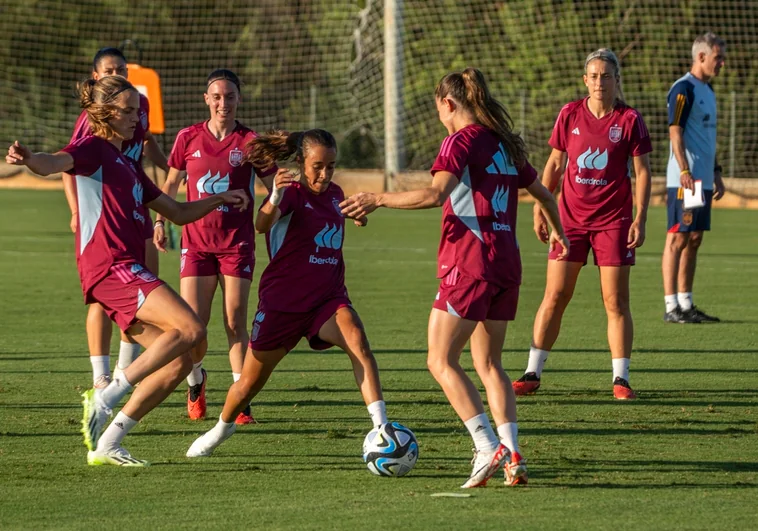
[181,319,207,349]
[426,353,451,379]
[667,234,688,253]
[688,232,703,249]
[472,355,500,377]
[224,312,247,341]
[543,287,573,309]
[602,292,630,315]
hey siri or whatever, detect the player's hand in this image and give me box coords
[714,173,725,201]
[340,192,379,219]
[274,168,297,190]
[69,212,78,233]
[353,216,368,227]
[6,141,31,165]
[219,189,250,211]
[627,218,646,249]
[533,206,549,243]
[550,231,570,260]
[153,223,168,253]
[680,170,695,193]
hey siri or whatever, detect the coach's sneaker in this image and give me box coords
[187,369,207,420]
[663,307,688,323]
[513,372,541,396]
[87,446,149,467]
[235,404,257,425]
[461,444,509,488]
[93,374,111,390]
[688,306,720,323]
[613,377,637,400]
[186,422,237,458]
[81,388,112,451]
[504,451,528,486]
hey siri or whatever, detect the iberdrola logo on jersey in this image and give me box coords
[490,185,511,232]
[196,171,231,196]
[310,223,343,266]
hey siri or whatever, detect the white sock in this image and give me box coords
[97,411,138,451]
[187,363,204,386]
[90,356,110,384]
[612,358,630,382]
[464,413,499,452]
[665,294,679,313]
[232,372,241,383]
[367,400,388,428]
[98,375,134,409]
[677,292,693,311]
[525,347,549,377]
[117,341,141,370]
[496,422,520,454]
[214,414,236,435]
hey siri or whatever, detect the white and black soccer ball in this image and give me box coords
[362,422,418,477]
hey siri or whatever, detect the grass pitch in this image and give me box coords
[1,190,757,529]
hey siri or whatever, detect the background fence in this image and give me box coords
[1,0,756,193]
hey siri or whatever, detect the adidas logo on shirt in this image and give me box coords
[115,157,124,165]
[305,202,314,209]
[572,128,580,135]
[192,150,202,158]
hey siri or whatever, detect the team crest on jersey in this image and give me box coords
[332,198,344,217]
[682,211,693,226]
[609,125,622,143]
[229,147,244,167]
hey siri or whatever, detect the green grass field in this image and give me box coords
[1,189,757,530]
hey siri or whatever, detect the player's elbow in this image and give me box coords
[428,187,447,208]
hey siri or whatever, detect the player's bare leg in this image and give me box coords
[515,260,582,395]
[318,306,387,427]
[470,320,527,485]
[180,275,218,419]
[187,346,288,458]
[677,231,717,321]
[599,265,636,400]
[662,232,694,322]
[86,303,113,389]
[428,309,506,488]
[219,275,256,424]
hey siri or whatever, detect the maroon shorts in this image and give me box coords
[432,267,519,322]
[249,297,352,352]
[549,226,635,267]
[180,248,254,280]
[88,262,164,331]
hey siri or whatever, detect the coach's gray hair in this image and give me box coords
[692,32,726,61]
[584,48,625,105]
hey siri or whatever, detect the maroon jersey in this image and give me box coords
[71,93,150,164]
[549,98,652,230]
[432,124,537,288]
[258,182,348,312]
[168,122,273,253]
[61,136,163,300]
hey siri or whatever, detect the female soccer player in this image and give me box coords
[340,68,568,488]
[186,129,391,458]
[512,49,652,400]
[6,76,249,466]
[62,47,169,389]
[154,69,274,424]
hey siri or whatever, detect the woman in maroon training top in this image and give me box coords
[512,49,652,400]
[7,76,247,466]
[62,47,169,390]
[341,68,568,488]
[186,129,393,459]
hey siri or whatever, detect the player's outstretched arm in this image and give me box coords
[527,178,569,260]
[340,171,458,218]
[628,154,652,249]
[147,190,249,226]
[5,141,73,176]
[153,167,186,252]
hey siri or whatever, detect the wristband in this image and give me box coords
[680,169,691,176]
[154,220,165,228]
[269,186,284,207]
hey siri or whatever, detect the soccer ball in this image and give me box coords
[362,422,418,477]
